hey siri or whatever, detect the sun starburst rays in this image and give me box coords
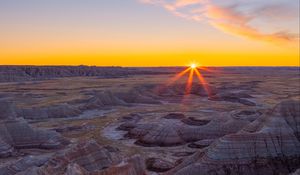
[162,64,212,103]
[194,68,211,96]
[166,67,191,86]
[185,68,194,95]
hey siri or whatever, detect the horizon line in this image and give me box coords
[0,65,299,68]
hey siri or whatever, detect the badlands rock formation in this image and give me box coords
[12,140,146,175]
[0,101,17,119]
[14,81,217,121]
[209,92,256,106]
[34,140,121,174]
[0,66,168,82]
[0,155,51,175]
[82,89,160,110]
[17,104,82,120]
[166,100,300,175]
[146,158,175,172]
[0,100,67,158]
[155,83,217,97]
[122,113,250,147]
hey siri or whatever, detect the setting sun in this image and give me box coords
[190,64,197,69]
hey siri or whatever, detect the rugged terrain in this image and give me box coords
[0,66,299,175]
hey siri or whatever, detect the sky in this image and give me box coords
[0,0,299,66]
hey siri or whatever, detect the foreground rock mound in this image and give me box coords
[16,140,146,175]
[0,155,51,175]
[0,101,67,158]
[36,140,120,174]
[122,113,250,147]
[166,100,300,175]
[146,158,175,172]
[0,118,67,158]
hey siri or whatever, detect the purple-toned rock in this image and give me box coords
[18,104,82,120]
[0,100,17,119]
[0,120,65,157]
[64,163,89,175]
[163,113,186,120]
[208,92,256,106]
[0,155,51,175]
[166,100,300,175]
[19,140,146,175]
[146,158,175,172]
[125,115,249,147]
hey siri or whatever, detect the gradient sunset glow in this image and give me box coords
[0,0,299,66]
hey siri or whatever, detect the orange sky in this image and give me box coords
[0,0,299,66]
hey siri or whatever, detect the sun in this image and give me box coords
[164,62,213,99]
[190,63,197,69]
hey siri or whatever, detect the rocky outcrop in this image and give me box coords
[163,113,186,120]
[0,118,67,156]
[146,158,175,172]
[53,123,95,133]
[188,139,215,149]
[38,140,120,174]
[208,92,256,106]
[0,155,51,175]
[0,101,67,158]
[130,121,185,146]
[82,91,128,110]
[155,83,216,97]
[17,104,82,120]
[0,101,17,120]
[12,140,146,175]
[116,89,160,104]
[181,117,210,126]
[94,155,146,175]
[64,163,89,175]
[166,100,300,175]
[232,110,262,122]
[82,90,160,110]
[123,114,250,147]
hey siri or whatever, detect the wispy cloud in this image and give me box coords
[139,0,299,44]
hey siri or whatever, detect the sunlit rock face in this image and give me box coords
[166,100,300,175]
